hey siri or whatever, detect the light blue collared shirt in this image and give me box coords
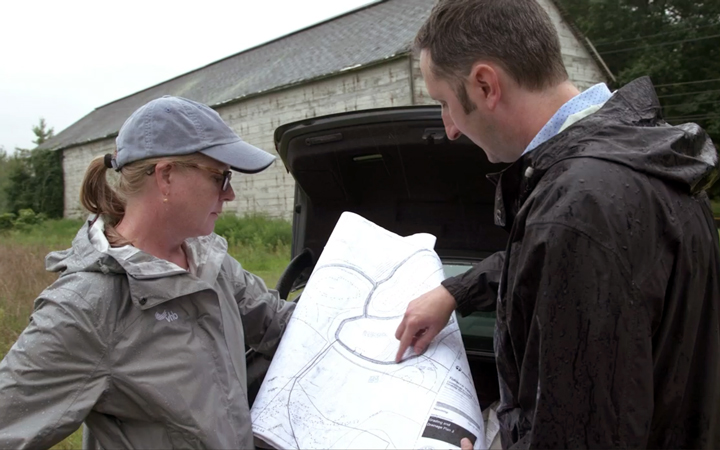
[522,83,613,156]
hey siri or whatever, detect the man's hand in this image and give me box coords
[460,437,473,450]
[395,285,457,362]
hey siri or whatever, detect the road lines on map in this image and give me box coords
[254,236,460,448]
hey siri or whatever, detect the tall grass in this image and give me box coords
[0,214,291,449]
[214,213,292,249]
[0,228,86,449]
[0,243,60,357]
[2,218,84,248]
[216,213,292,288]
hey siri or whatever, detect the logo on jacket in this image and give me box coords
[155,310,179,322]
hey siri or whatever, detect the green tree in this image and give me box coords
[31,118,54,146]
[29,147,64,218]
[5,153,33,214]
[4,118,64,218]
[557,0,720,194]
[0,147,11,213]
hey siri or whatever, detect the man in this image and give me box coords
[395,0,720,448]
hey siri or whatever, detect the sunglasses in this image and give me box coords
[146,162,233,192]
[186,163,233,192]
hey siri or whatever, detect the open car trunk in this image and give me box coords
[248,106,508,410]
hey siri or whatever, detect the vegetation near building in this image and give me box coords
[1,118,64,219]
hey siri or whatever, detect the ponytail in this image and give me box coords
[80,156,129,246]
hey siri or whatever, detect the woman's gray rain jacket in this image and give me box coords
[0,218,296,449]
[442,77,720,449]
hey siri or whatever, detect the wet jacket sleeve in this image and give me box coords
[228,259,296,356]
[441,250,505,316]
[507,222,653,449]
[0,286,109,449]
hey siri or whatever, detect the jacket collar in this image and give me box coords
[118,235,229,310]
[55,216,230,310]
[488,76,664,231]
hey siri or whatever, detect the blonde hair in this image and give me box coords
[80,153,209,246]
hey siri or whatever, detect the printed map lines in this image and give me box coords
[290,316,329,343]
[358,249,437,317]
[330,344,436,392]
[296,383,394,448]
[328,249,441,366]
[251,214,474,449]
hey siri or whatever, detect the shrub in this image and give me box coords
[214,213,292,251]
[4,148,64,219]
[0,213,15,231]
[14,208,44,227]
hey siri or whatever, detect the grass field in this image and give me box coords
[0,214,291,449]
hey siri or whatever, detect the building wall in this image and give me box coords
[62,139,118,219]
[61,9,606,219]
[62,59,413,219]
[217,58,413,219]
[540,0,608,90]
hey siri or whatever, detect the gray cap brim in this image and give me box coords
[200,139,276,174]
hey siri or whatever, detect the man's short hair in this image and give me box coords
[416,0,569,95]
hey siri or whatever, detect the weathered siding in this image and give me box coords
[218,58,412,219]
[540,0,607,90]
[62,59,413,219]
[62,139,118,219]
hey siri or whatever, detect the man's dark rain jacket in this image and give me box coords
[442,77,720,449]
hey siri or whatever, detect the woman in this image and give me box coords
[0,96,295,449]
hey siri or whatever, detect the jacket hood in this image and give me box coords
[492,77,719,229]
[46,217,182,278]
[531,76,719,193]
[45,219,123,276]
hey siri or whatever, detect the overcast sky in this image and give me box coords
[0,0,376,152]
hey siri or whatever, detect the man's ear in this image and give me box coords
[469,62,501,111]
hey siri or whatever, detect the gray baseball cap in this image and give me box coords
[112,96,275,173]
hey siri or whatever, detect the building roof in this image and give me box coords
[41,0,608,152]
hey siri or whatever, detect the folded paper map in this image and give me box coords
[251,212,486,449]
